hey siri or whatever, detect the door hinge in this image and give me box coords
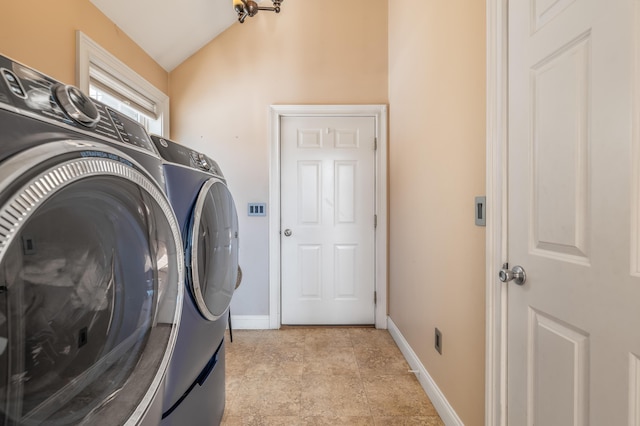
[374,137,378,151]
[374,214,378,229]
[374,291,377,304]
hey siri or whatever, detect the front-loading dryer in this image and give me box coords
[149,135,239,426]
[0,54,184,425]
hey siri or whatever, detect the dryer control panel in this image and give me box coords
[150,135,224,178]
[0,54,158,155]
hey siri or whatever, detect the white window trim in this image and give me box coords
[75,31,170,136]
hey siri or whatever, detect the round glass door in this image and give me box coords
[189,179,239,321]
[0,153,183,425]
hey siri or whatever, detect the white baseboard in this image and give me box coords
[387,317,464,426]
[229,315,271,330]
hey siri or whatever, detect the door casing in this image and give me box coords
[269,105,388,329]
[486,1,509,425]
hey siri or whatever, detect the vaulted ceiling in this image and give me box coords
[90,0,237,71]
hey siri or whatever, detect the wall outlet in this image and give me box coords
[435,328,442,354]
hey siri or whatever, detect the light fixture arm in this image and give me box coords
[233,0,283,23]
[237,10,249,23]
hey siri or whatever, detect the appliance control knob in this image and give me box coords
[197,153,211,171]
[54,84,100,128]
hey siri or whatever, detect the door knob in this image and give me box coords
[498,263,526,285]
[283,229,292,237]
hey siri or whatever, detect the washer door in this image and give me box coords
[188,179,239,321]
[0,142,183,425]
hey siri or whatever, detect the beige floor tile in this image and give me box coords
[225,373,244,402]
[244,343,305,376]
[227,330,269,345]
[300,374,370,417]
[239,415,306,425]
[226,347,256,377]
[354,345,411,376]
[222,416,376,426]
[223,328,444,425]
[303,328,354,348]
[363,375,438,417]
[226,343,257,358]
[303,346,360,376]
[220,414,242,425]
[373,417,444,426]
[302,416,376,425]
[349,328,397,348]
[226,375,302,416]
[262,328,308,346]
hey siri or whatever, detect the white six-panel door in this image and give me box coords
[280,116,376,325]
[507,0,638,424]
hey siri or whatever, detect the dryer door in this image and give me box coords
[188,179,239,321]
[0,142,183,426]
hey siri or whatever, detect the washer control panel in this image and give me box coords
[0,54,158,155]
[150,135,223,178]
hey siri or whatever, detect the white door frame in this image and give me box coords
[269,105,388,329]
[486,0,508,425]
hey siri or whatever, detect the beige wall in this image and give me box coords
[0,0,168,94]
[388,1,486,425]
[169,0,388,315]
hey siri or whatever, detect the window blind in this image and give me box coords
[89,63,158,120]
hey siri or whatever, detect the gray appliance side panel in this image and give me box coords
[161,339,226,426]
[161,305,227,411]
[162,164,209,236]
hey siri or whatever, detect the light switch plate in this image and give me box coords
[248,203,266,216]
[475,196,486,226]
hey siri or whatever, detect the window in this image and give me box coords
[76,31,169,136]
[89,85,162,135]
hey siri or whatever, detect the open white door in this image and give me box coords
[505,0,638,424]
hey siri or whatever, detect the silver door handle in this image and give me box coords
[498,263,526,285]
[283,229,292,237]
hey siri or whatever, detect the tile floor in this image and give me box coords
[221,327,444,425]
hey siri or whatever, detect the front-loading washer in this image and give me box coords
[149,135,239,426]
[0,54,184,425]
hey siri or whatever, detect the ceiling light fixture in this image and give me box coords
[233,0,283,23]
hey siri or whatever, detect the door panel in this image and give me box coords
[531,34,590,262]
[299,161,321,224]
[533,0,577,30]
[335,161,357,223]
[300,245,322,298]
[507,0,637,424]
[281,116,376,325]
[528,308,589,425]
